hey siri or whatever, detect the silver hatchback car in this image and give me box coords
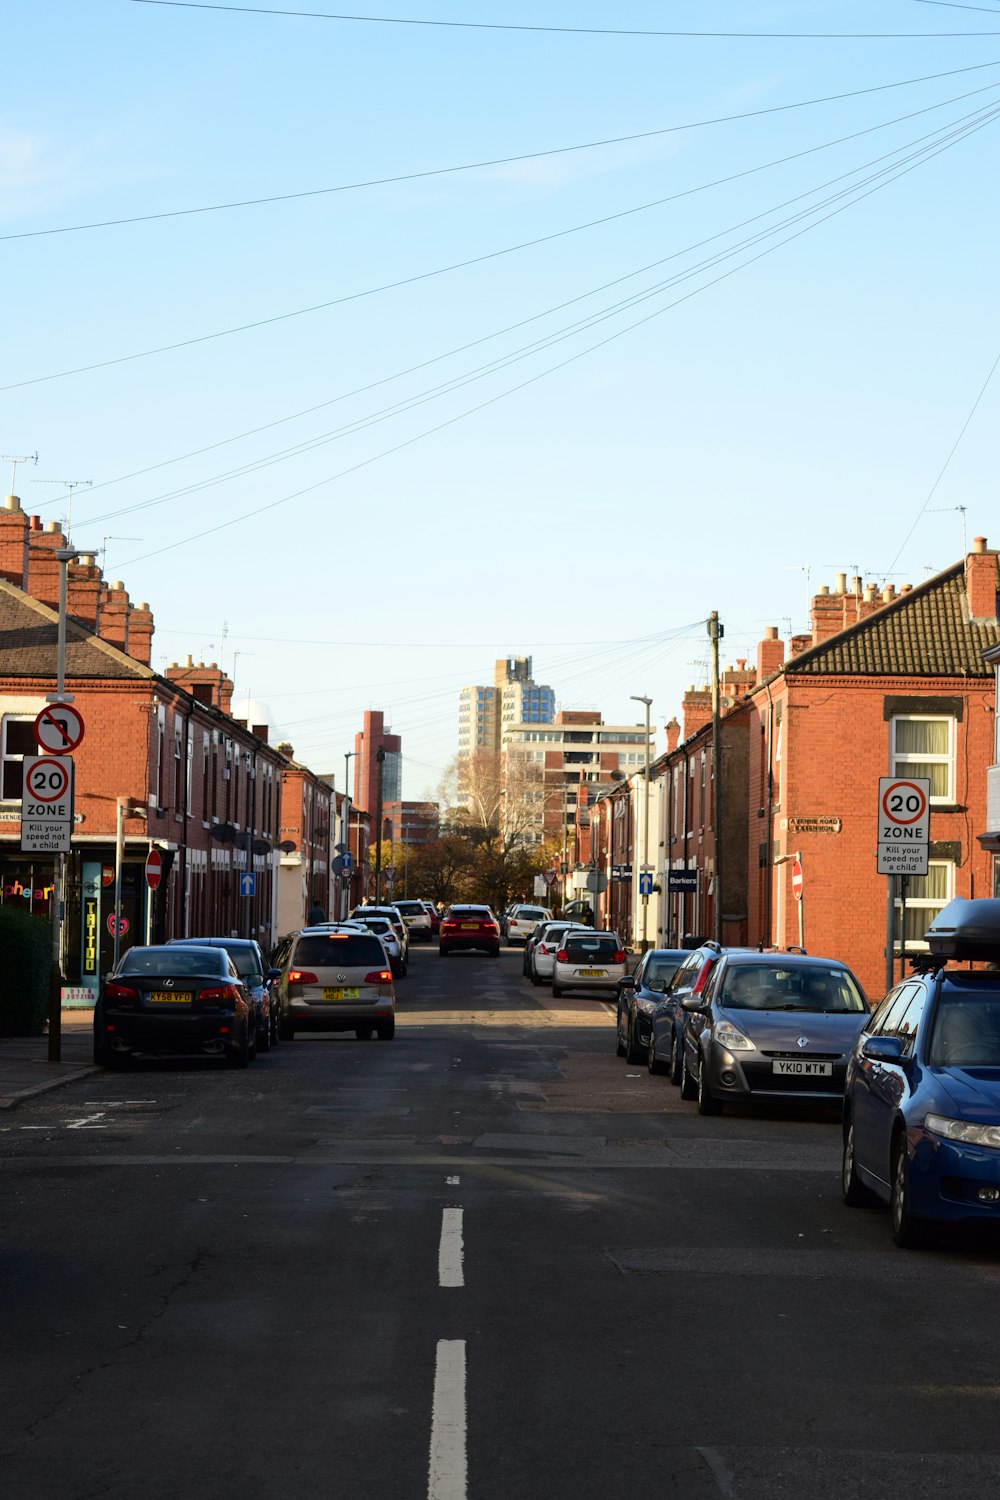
[278,926,396,1039]
[551,930,627,998]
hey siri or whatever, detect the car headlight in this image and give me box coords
[925,1114,1000,1149]
[714,1023,754,1052]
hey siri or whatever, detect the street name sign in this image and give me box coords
[20,756,75,852]
[877,777,930,877]
[34,703,85,755]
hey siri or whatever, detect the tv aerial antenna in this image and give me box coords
[1,451,38,494]
[34,477,92,540]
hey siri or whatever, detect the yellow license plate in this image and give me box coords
[147,991,192,1004]
[460,923,478,930]
[578,969,606,978]
[322,987,360,1000]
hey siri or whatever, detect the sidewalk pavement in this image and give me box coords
[0,1009,99,1110]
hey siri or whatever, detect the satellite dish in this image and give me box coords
[233,830,249,851]
[278,839,297,854]
[251,838,271,856]
[210,822,237,845]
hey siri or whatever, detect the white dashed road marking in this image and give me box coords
[428,1339,467,1500]
[438,1207,464,1288]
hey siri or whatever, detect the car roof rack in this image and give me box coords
[924,898,1000,964]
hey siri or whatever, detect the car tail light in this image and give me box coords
[104,982,139,1001]
[556,950,568,963]
[198,984,240,1002]
[613,950,626,964]
[288,969,317,984]
[365,970,393,984]
[539,944,551,955]
[691,960,715,996]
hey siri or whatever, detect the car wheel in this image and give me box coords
[616,1008,627,1057]
[247,1026,257,1063]
[680,1047,697,1100]
[225,1023,250,1069]
[696,1056,723,1115]
[377,1019,395,1041]
[257,1017,271,1052]
[841,1118,875,1207]
[625,1017,645,1065]
[279,1017,294,1042]
[356,1025,374,1040]
[669,1030,683,1086]
[490,948,500,958]
[107,1050,131,1070]
[890,1134,928,1248]
[552,985,564,999]
[93,1034,111,1067]
[647,1033,668,1075]
[439,948,448,959]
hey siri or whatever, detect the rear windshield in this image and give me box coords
[394,902,426,915]
[564,935,620,961]
[643,956,684,990]
[514,908,546,920]
[720,963,867,1013]
[449,908,493,918]
[928,992,1000,1066]
[121,947,226,976]
[292,934,386,967]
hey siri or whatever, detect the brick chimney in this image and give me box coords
[99,580,131,652]
[756,627,784,684]
[966,537,999,623]
[809,574,889,644]
[665,717,680,753]
[25,518,67,609]
[164,657,234,713]
[788,633,812,658]
[721,659,755,707]
[251,723,269,743]
[128,600,155,666]
[66,553,102,632]
[682,685,712,740]
[0,496,28,587]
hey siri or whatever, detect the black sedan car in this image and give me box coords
[678,951,869,1115]
[167,936,282,1050]
[615,948,689,1064]
[94,944,255,1069]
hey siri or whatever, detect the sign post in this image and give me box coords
[20,756,75,852]
[877,777,930,985]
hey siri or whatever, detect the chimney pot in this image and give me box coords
[29,515,41,530]
[882,584,895,602]
[835,573,847,595]
[3,495,21,511]
[972,536,987,554]
[764,626,778,640]
[818,584,830,596]
[43,520,59,534]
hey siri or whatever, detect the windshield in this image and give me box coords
[720,964,867,1013]
[120,947,225,977]
[642,957,683,991]
[928,993,1000,1066]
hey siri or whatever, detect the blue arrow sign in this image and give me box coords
[240,872,256,897]
[341,850,353,871]
[638,872,654,897]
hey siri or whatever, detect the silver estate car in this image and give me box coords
[277,926,396,1040]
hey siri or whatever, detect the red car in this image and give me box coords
[421,901,442,935]
[439,904,500,958]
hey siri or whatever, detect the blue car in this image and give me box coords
[842,898,1000,1247]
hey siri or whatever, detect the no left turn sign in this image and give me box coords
[34,703,85,754]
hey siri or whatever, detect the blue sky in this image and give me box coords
[4,0,999,798]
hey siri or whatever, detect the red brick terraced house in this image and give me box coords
[746,543,1000,1000]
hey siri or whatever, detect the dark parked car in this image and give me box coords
[94,944,255,1069]
[842,897,1000,1247]
[616,948,689,1064]
[167,936,281,1050]
[439,905,501,957]
[678,950,869,1115]
[647,940,727,1084]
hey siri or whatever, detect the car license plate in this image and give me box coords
[460,923,478,930]
[147,991,192,1004]
[578,968,606,978]
[772,1059,833,1076]
[322,987,360,1000]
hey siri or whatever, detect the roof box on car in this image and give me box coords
[924,898,1000,962]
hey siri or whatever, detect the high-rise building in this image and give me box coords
[503,709,653,845]
[458,656,554,760]
[354,710,401,811]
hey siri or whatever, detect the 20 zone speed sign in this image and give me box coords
[20,755,75,853]
[877,776,930,877]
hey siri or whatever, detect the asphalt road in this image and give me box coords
[3,945,1000,1500]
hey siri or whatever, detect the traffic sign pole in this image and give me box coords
[790,853,804,952]
[876,777,931,988]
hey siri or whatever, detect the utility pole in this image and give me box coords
[342,750,355,917]
[374,746,386,902]
[708,611,724,946]
[47,545,79,1062]
[630,694,653,952]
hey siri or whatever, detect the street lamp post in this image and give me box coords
[630,694,653,952]
[373,746,386,902]
[47,545,78,1063]
[342,750,355,918]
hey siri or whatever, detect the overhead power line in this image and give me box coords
[83,96,1000,532]
[109,101,1000,573]
[911,2,1000,14]
[126,0,1000,39]
[9,73,999,395]
[5,56,999,243]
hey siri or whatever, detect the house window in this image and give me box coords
[895,861,954,949]
[890,715,954,802]
[1,717,37,800]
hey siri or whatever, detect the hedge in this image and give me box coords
[0,905,53,1036]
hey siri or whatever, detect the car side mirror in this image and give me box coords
[267,967,281,980]
[681,994,708,1012]
[617,975,636,991]
[862,1035,906,1065]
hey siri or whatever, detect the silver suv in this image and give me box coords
[277,926,396,1040]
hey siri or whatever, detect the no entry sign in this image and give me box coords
[34,703,85,754]
[791,859,803,902]
[145,847,163,889]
